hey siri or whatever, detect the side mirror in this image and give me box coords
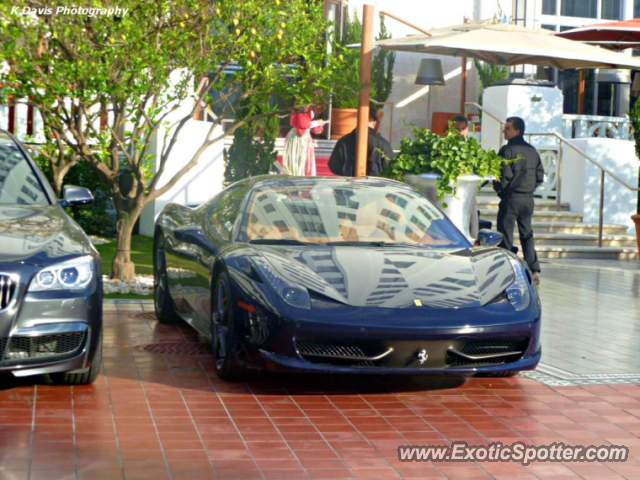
[61,185,94,208]
[477,229,503,247]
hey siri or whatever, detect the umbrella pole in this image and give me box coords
[577,69,585,114]
[460,57,467,114]
[356,4,374,177]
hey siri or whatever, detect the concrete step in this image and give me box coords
[527,245,639,260]
[479,209,583,224]
[476,197,570,212]
[523,221,629,235]
[531,233,638,248]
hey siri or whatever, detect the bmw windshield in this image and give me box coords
[237,180,470,249]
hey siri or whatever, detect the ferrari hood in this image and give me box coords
[0,205,91,266]
[253,245,516,309]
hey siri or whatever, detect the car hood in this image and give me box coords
[0,205,91,266]
[253,245,516,309]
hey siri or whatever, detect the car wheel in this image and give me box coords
[476,371,519,378]
[211,272,246,381]
[53,334,103,385]
[154,234,180,324]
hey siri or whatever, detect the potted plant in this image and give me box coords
[628,96,640,253]
[383,124,508,239]
[330,12,395,139]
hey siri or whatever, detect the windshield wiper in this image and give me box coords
[248,239,318,246]
[326,241,388,247]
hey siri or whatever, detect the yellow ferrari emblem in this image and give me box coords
[414,299,423,307]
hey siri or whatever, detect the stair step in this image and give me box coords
[523,222,629,235]
[476,197,570,211]
[531,233,638,247]
[528,245,639,260]
[479,209,583,223]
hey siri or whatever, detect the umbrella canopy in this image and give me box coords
[557,18,640,50]
[374,21,640,70]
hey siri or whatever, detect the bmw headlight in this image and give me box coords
[505,255,531,311]
[29,255,95,292]
[251,256,311,309]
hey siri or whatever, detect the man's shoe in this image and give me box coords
[533,272,540,287]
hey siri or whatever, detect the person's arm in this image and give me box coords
[493,146,513,195]
[328,139,344,175]
[535,152,545,188]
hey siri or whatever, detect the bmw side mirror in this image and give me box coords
[477,229,503,247]
[61,185,94,208]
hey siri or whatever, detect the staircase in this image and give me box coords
[477,189,639,260]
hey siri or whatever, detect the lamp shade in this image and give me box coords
[415,58,446,86]
[596,68,631,84]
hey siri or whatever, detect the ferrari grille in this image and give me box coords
[297,341,367,358]
[0,275,16,310]
[1,333,86,365]
[448,338,528,366]
[296,340,393,367]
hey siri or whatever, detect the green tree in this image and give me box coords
[474,59,509,104]
[0,0,342,280]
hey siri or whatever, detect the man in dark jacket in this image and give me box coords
[494,116,544,285]
[328,108,393,176]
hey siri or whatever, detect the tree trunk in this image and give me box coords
[111,210,140,281]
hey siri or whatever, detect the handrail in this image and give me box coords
[464,101,639,249]
[526,132,639,192]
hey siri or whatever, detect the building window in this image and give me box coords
[601,0,621,20]
[636,0,640,18]
[561,0,597,18]
[542,0,557,15]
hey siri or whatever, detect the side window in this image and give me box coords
[207,186,247,241]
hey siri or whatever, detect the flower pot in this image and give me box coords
[632,214,640,254]
[404,173,484,242]
[330,108,358,140]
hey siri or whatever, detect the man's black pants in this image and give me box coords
[496,195,540,273]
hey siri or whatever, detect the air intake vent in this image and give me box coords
[2,333,86,365]
[296,340,393,366]
[0,275,16,310]
[448,338,528,367]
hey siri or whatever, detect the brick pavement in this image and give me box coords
[1,259,639,479]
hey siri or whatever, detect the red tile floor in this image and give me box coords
[1,307,640,480]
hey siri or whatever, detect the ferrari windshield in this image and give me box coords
[237,180,470,248]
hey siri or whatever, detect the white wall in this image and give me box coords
[481,84,564,152]
[139,120,226,237]
[561,138,638,231]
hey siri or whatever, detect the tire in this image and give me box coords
[53,333,103,385]
[211,272,246,381]
[154,233,180,324]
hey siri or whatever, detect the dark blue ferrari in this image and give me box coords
[153,176,541,380]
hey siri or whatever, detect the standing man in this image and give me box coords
[494,117,544,286]
[328,108,393,176]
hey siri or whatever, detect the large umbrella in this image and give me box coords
[374,21,640,70]
[557,18,640,50]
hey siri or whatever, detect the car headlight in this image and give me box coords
[505,255,531,311]
[29,255,95,292]
[251,256,311,309]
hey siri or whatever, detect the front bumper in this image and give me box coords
[244,300,541,375]
[0,280,102,378]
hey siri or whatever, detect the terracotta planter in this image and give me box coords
[632,214,640,254]
[330,108,357,140]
